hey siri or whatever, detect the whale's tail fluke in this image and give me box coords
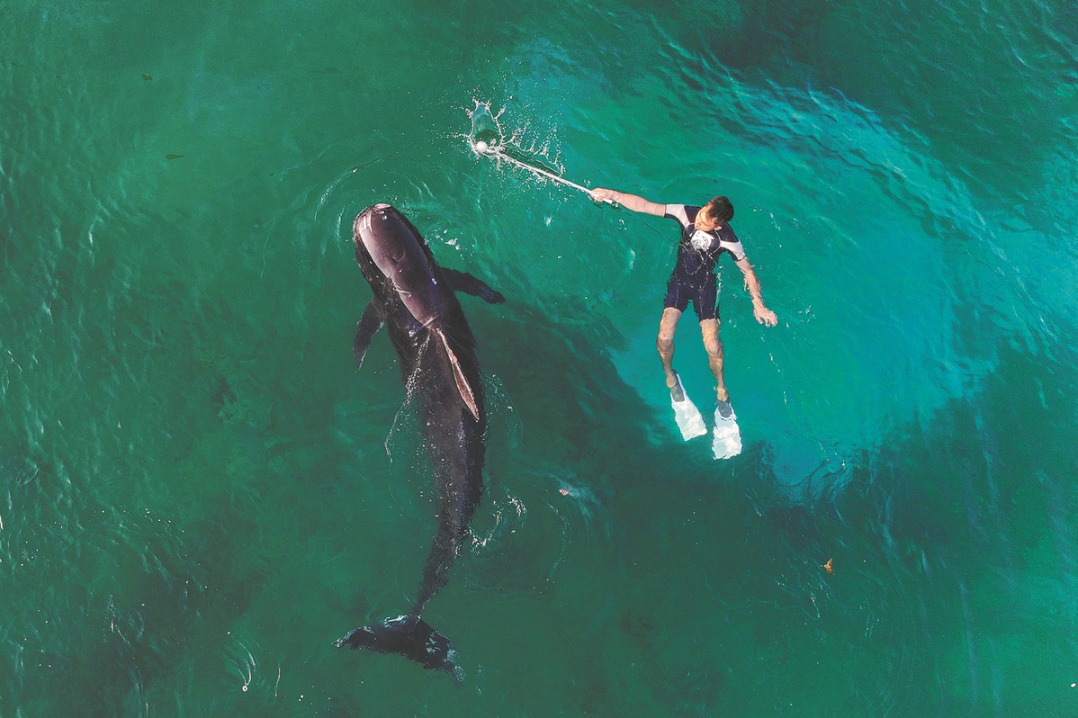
[336,615,462,679]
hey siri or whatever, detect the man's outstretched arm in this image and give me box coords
[735,257,778,326]
[590,187,666,216]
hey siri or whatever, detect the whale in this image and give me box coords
[335,203,504,678]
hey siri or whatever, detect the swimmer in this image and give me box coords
[589,188,778,405]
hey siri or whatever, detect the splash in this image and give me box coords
[467,100,605,200]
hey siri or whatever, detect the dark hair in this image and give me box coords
[704,196,734,223]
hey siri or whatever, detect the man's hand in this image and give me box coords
[590,187,619,203]
[754,303,778,326]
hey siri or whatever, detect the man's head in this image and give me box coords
[696,196,734,229]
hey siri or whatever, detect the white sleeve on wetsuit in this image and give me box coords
[663,204,690,227]
[722,240,747,262]
[718,227,747,262]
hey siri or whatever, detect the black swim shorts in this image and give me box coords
[664,274,718,321]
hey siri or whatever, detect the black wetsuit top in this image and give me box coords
[662,204,747,320]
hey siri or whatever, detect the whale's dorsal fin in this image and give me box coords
[434,328,480,421]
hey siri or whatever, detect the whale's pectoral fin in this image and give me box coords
[354,302,385,368]
[443,268,505,304]
[434,327,480,421]
[336,615,460,678]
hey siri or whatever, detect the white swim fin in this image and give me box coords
[712,401,742,460]
[670,373,708,440]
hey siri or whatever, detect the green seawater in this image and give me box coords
[1,1,1076,715]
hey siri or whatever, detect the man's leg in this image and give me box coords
[700,318,728,402]
[657,307,682,396]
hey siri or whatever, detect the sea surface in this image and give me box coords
[2,1,1076,715]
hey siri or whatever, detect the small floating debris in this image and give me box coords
[165,154,184,160]
[142,74,153,81]
[823,558,834,575]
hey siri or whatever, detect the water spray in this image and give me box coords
[469,102,609,201]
